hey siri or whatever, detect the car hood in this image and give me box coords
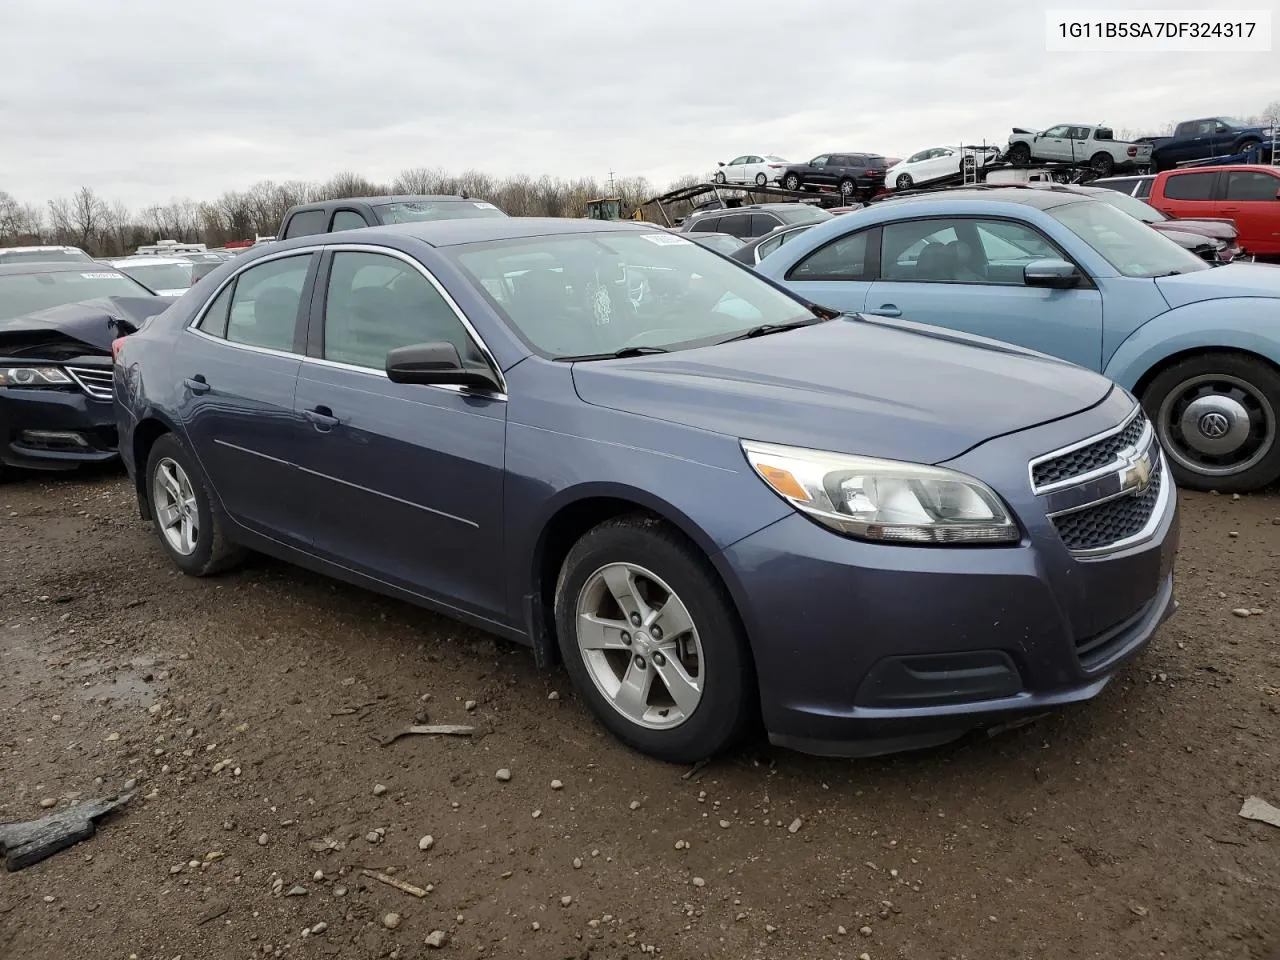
[570,316,1113,464]
[1149,218,1237,242]
[1155,262,1280,308]
[0,295,174,359]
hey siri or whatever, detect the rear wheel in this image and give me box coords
[554,516,754,763]
[1090,152,1115,176]
[1141,352,1280,492]
[1238,137,1262,158]
[145,433,245,576]
[838,178,856,198]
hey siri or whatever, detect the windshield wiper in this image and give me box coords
[558,345,670,362]
[716,316,828,344]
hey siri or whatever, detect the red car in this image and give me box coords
[1150,165,1280,257]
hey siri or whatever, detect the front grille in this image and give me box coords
[1031,410,1147,489]
[1052,456,1162,553]
[65,366,114,400]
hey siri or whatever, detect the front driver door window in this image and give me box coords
[291,250,507,618]
[866,217,1103,370]
[782,228,873,314]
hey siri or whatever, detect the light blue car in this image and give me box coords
[755,186,1280,492]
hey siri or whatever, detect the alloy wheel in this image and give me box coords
[574,562,704,730]
[152,457,200,556]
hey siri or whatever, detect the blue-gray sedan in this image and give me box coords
[113,217,1178,762]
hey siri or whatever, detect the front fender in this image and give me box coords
[1103,299,1280,391]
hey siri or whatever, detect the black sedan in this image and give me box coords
[0,262,163,476]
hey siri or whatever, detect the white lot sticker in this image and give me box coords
[80,272,121,279]
[640,232,689,246]
[473,202,498,209]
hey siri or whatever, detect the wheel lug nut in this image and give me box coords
[653,652,666,666]
[629,613,641,627]
[634,655,646,670]
[651,626,663,641]
[621,632,631,645]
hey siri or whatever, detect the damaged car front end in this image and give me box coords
[0,294,171,473]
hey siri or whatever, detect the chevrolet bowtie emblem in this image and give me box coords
[1120,448,1153,492]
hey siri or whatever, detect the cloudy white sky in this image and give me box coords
[0,0,1275,209]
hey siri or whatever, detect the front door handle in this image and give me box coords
[304,406,340,431]
[1219,207,1239,213]
[183,376,211,395]
[871,305,902,318]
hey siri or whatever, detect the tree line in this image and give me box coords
[0,168,687,258]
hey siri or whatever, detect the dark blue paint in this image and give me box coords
[115,219,1178,757]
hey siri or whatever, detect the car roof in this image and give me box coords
[106,256,193,267]
[291,195,478,210]
[877,186,1083,210]
[1163,163,1279,173]
[267,217,661,250]
[0,244,85,253]
[0,261,121,277]
[1093,174,1154,182]
[689,202,822,217]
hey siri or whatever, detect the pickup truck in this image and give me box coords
[277,195,506,240]
[1004,124,1152,176]
[1147,117,1277,171]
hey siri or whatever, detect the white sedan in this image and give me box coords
[712,155,790,186]
[885,145,999,190]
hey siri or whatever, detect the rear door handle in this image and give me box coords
[183,376,211,395]
[304,406,340,430]
[871,305,902,318]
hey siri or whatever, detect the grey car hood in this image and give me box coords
[571,315,1113,464]
[1155,261,1280,308]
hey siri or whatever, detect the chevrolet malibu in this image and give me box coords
[113,218,1177,762]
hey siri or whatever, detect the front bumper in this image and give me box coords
[0,388,119,471]
[721,395,1179,758]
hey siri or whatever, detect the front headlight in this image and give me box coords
[742,440,1019,545]
[0,366,74,389]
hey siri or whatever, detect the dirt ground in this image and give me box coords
[0,468,1277,960]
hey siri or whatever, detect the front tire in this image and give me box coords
[145,433,245,576]
[896,173,914,190]
[713,171,726,184]
[783,173,801,191]
[755,172,768,187]
[554,516,754,763]
[1141,352,1280,492]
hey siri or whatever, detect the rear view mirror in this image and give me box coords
[385,342,499,391]
[1024,259,1082,289]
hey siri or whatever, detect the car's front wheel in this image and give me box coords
[896,173,914,190]
[554,516,754,763]
[755,172,768,186]
[713,171,726,184]
[783,174,801,191]
[145,433,245,576]
[1142,352,1280,492]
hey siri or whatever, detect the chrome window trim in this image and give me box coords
[183,242,509,396]
[1028,403,1145,495]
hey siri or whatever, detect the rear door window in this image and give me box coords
[688,215,721,233]
[223,254,314,352]
[1162,172,1216,201]
[283,210,327,238]
[747,214,782,236]
[718,214,754,238]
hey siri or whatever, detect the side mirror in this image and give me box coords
[385,342,499,391]
[717,161,725,167]
[1024,259,1082,289]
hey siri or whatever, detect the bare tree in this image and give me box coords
[67,186,109,251]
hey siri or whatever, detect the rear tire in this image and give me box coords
[1006,142,1031,165]
[1140,352,1280,493]
[1090,152,1115,176]
[144,433,246,576]
[554,516,754,763]
[838,178,856,198]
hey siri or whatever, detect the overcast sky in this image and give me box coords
[0,0,1275,209]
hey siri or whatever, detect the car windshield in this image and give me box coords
[1048,199,1208,278]
[376,200,506,223]
[1087,189,1164,223]
[117,261,194,291]
[0,270,152,320]
[448,230,816,359]
[692,234,746,255]
[1218,117,1248,128]
[0,249,91,264]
